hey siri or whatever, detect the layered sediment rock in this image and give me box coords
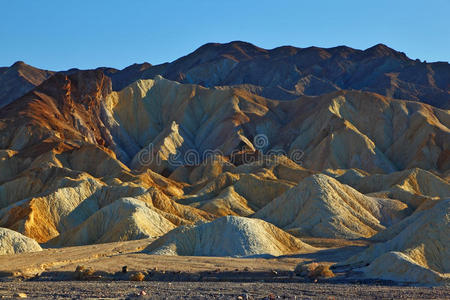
[254,174,409,239]
[0,227,42,255]
[343,199,450,284]
[143,216,316,257]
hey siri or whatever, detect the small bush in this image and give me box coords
[309,264,334,279]
[294,262,317,277]
[129,272,146,281]
[294,262,334,279]
[74,265,96,280]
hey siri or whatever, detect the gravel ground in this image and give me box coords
[0,281,449,299]
[1,240,448,299]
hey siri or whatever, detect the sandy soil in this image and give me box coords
[0,238,371,277]
[0,239,448,299]
[0,239,307,278]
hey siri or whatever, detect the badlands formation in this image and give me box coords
[0,227,42,255]
[144,216,316,257]
[0,41,449,285]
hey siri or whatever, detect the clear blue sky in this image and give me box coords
[1,0,449,70]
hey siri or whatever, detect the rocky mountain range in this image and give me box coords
[1,41,449,109]
[0,41,449,285]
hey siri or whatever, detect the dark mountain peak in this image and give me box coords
[122,62,152,72]
[103,63,152,91]
[200,40,265,51]
[270,45,301,56]
[11,61,27,68]
[326,45,358,56]
[365,43,407,59]
[370,43,391,49]
[302,46,332,55]
[10,61,39,73]
[60,68,82,76]
[189,41,268,62]
[9,60,53,76]
[292,46,333,63]
[328,45,355,51]
[227,40,267,52]
[0,61,54,108]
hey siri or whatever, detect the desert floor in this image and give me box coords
[1,281,450,299]
[0,239,448,299]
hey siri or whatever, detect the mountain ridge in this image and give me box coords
[2,41,449,109]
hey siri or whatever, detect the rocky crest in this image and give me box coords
[107,41,450,109]
[0,61,54,108]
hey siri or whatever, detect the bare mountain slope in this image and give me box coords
[342,199,450,284]
[254,174,409,239]
[0,227,42,255]
[0,71,212,245]
[107,41,450,108]
[0,61,54,108]
[143,215,316,257]
[103,77,449,175]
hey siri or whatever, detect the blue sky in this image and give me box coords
[1,0,449,70]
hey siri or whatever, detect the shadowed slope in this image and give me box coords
[0,61,54,108]
[107,41,450,108]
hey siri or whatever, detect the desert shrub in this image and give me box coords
[294,262,334,279]
[129,272,146,281]
[74,265,96,280]
[308,264,334,279]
